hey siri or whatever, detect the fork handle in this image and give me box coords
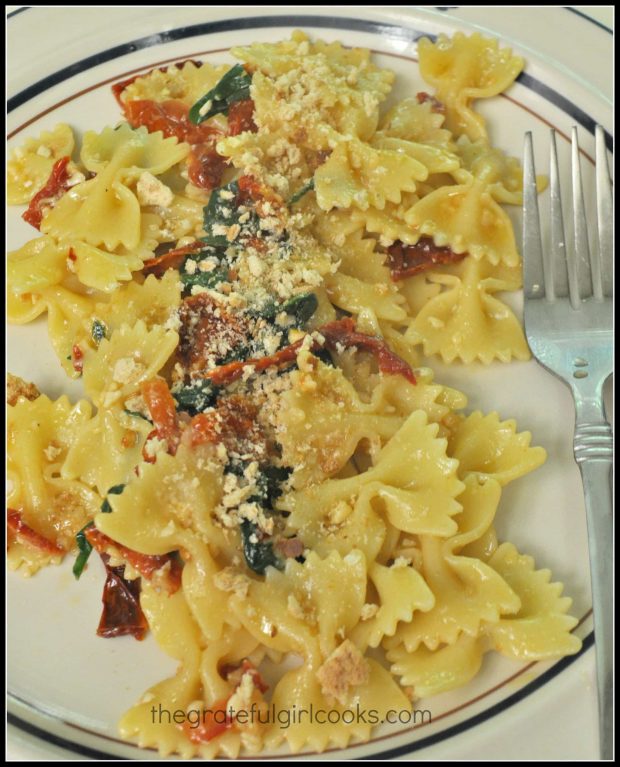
[574,413,613,760]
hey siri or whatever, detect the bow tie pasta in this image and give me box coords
[7,29,580,759]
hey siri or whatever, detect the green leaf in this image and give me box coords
[249,465,291,508]
[189,64,252,124]
[246,298,278,322]
[281,292,318,328]
[201,180,259,249]
[180,266,229,294]
[172,379,220,415]
[224,456,291,576]
[240,520,282,575]
[225,344,255,365]
[73,521,94,579]
[202,182,239,248]
[246,292,318,330]
[225,460,290,574]
[288,178,315,205]
[100,483,125,514]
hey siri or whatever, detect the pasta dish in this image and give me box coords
[7,31,581,758]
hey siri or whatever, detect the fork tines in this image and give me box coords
[523,125,613,306]
[595,125,613,298]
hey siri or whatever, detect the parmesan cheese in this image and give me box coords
[316,640,369,705]
[6,374,40,406]
[112,357,145,385]
[213,567,249,598]
[360,603,379,621]
[136,171,174,208]
[227,671,255,715]
[43,443,62,461]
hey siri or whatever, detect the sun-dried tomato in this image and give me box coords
[122,97,226,191]
[182,659,267,743]
[386,237,465,281]
[142,240,205,277]
[85,527,182,594]
[94,551,148,641]
[141,379,181,455]
[203,318,416,387]
[181,698,233,743]
[178,293,251,377]
[7,508,64,555]
[22,156,72,230]
[227,98,257,136]
[189,395,264,455]
[320,318,416,384]
[187,142,229,190]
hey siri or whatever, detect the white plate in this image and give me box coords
[7,5,613,761]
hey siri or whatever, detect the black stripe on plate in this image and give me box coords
[565,7,613,35]
[7,6,31,19]
[431,5,614,35]
[516,72,613,152]
[7,712,127,761]
[8,633,595,761]
[6,14,432,113]
[7,14,612,154]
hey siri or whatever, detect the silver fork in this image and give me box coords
[523,125,613,760]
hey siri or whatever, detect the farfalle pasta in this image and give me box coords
[7,30,581,758]
[7,123,76,204]
[417,32,525,141]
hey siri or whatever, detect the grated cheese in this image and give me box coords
[136,171,174,208]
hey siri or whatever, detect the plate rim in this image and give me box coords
[6,632,596,761]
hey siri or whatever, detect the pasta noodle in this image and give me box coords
[7,29,581,758]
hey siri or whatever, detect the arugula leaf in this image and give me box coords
[91,319,108,346]
[247,292,318,329]
[73,521,94,579]
[189,64,252,124]
[222,343,254,365]
[246,467,289,576]
[224,460,291,575]
[180,266,229,293]
[240,520,282,575]
[246,298,277,322]
[202,182,239,248]
[172,379,220,415]
[288,178,315,205]
[281,293,318,328]
[226,462,290,508]
[100,484,125,514]
[201,180,258,249]
[252,465,291,507]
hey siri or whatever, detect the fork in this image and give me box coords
[522,125,613,760]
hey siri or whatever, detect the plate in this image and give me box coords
[7,5,612,760]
